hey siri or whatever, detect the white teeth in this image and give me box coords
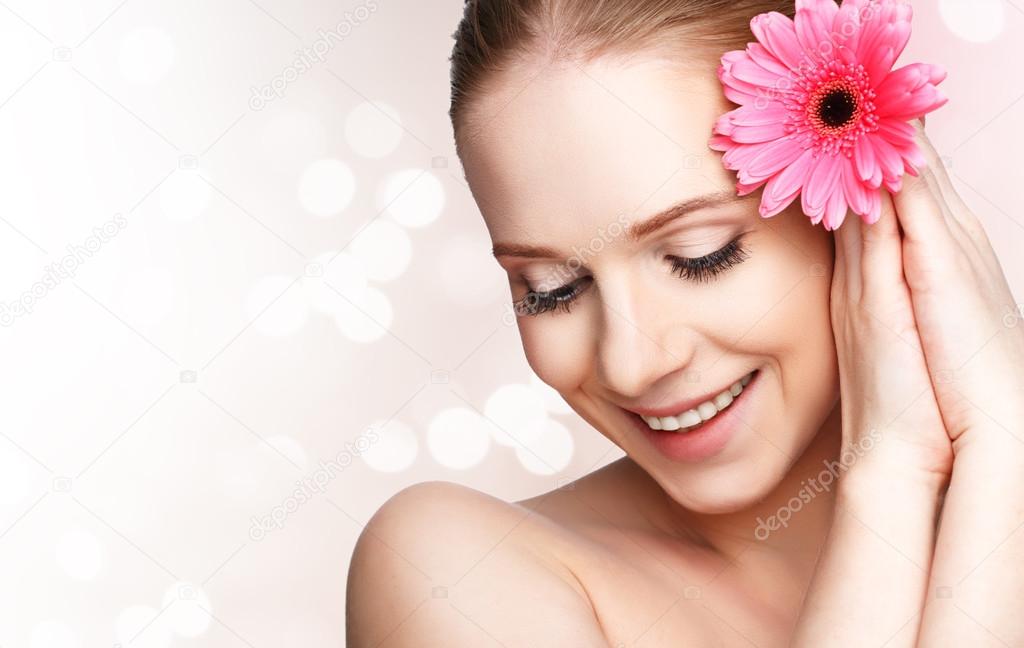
[713,391,734,410]
[697,401,718,421]
[674,409,701,428]
[639,370,756,433]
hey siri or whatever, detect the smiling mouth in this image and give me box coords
[633,369,758,433]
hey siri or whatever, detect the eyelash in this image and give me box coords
[513,234,750,317]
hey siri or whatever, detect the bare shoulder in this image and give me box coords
[346,480,610,648]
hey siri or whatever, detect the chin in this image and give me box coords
[658,459,790,515]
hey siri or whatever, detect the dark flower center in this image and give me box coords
[817,88,858,128]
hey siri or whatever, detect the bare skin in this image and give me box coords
[347,49,1024,647]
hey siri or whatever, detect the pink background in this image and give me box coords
[1,1,1021,646]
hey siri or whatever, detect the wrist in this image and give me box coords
[837,453,948,507]
[952,431,1024,480]
[953,423,1024,461]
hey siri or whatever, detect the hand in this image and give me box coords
[891,119,1024,450]
[831,183,953,482]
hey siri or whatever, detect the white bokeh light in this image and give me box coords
[378,169,444,228]
[298,159,356,218]
[484,384,549,447]
[345,101,404,159]
[246,275,309,337]
[349,219,412,283]
[116,606,172,648]
[333,286,393,343]
[158,171,211,222]
[118,28,176,84]
[30,620,79,648]
[515,419,575,475]
[427,407,492,469]
[302,251,368,315]
[939,0,1005,43]
[361,419,418,473]
[528,372,573,415]
[55,527,103,581]
[161,582,212,638]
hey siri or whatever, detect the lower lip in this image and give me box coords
[628,369,762,463]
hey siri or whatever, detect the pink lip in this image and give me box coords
[627,369,762,463]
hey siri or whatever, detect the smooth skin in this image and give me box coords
[347,52,1024,647]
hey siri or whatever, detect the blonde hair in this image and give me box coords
[448,0,802,150]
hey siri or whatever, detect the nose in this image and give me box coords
[594,277,696,399]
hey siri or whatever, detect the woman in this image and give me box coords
[348,0,1024,645]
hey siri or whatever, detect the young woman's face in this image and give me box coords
[459,54,839,513]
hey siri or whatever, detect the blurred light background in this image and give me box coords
[0,0,1021,646]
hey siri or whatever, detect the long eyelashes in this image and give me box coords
[512,234,751,318]
[667,235,750,283]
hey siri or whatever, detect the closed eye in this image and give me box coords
[512,233,751,317]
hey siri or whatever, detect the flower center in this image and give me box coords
[777,57,879,157]
[817,88,858,128]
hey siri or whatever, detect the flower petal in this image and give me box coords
[842,157,871,216]
[746,42,793,78]
[860,187,882,225]
[730,120,790,144]
[730,55,787,88]
[875,63,946,106]
[853,134,877,184]
[832,0,871,52]
[750,12,806,71]
[760,147,816,217]
[876,85,949,120]
[713,111,736,136]
[708,134,734,152]
[719,51,764,104]
[876,118,917,148]
[728,102,789,126]
[857,2,912,83]
[768,146,816,203]
[803,151,843,212]
[722,142,773,170]
[740,139,805,184]
[823,172,851,231]
[870,134,903,183]
[737,178,767,196]
[795,0,840,62]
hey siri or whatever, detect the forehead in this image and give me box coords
[459,55,741,243]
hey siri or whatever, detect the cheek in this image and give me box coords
[518,316,593,393]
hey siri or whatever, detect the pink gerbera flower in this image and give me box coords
[708,0,948,230]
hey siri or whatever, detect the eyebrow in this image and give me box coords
[491,189,750,259]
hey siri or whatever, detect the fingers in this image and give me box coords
[861,189,904,295]
[833,205,862,302]
[890,130,962,277]
[835,189,906,310]
[908,120,998,265]
[899,120,986,257]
